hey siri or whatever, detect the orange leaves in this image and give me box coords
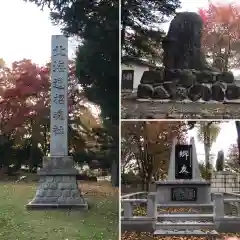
[0,59,50,133]
[121,122,188,180]
[199,9,208,23]
[199,1,240,68]
[200,2,240,24]
[3,88,19,99]
[0,57,101,156]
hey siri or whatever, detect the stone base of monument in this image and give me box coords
[155,180,211,204]
[26,156,88,210]
[137,69,240,102]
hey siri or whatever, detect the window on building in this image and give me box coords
[122,70,134,90]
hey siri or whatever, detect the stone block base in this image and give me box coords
[156,180,211,204]
[26,156,88,210]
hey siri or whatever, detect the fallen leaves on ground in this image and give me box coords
[131,206,197,216]
[121,232,240,240]
[0,181,119,240]
[122,206,240,239]
[79,181,119,197]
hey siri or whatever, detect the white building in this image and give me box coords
[121,57,161,91]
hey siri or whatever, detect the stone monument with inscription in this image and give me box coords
[137,12,240,102]
[156,137,211,204]
[26,35,88,209]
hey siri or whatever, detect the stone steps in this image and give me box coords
[156,220,215,230]
[157,213,214,221]
[157,203,213,208]
[154,229,219,237]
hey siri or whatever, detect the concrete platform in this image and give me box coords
[121,97,240,119]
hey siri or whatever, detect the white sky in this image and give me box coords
[0,0,78,66]
[0,0,237,66]
[161,0,239,31]
[188,121,237,164]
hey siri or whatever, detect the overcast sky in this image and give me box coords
[188,121,237,164]
[0,0,238,66]
[0,0,78,66]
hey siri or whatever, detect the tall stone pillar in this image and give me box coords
[26,35,88,209]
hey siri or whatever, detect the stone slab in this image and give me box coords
[121,217,154,232]
[156,180,211,185]
[157,213,214,221]
[38,169,78,176]
[156,220,215,230]
[157,203,213,207]
[154,229,219,236]
[42,156,73,169]
[121,97,240,119]
[156,183,211,204]
[26,203,88,210]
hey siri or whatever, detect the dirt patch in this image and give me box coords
[79,181,119,197]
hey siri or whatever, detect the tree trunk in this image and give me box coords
[204,133,210,166]
[111,159,119,187]
[235,121,240,163]
[204,123,212,169]
[43,123,48,155]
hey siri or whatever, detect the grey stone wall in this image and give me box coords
[211,171,240,193]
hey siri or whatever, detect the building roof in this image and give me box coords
[122,56,162,70]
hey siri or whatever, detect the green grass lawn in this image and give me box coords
[0,181,119,240]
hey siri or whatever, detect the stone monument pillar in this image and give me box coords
[26,35,88,209]
[156,137,211,204]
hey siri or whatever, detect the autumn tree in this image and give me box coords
[225,143,240,172]
[121,121,187,191]
[196,122,220,167]
[0,59,103,172]
[199,2,240,70]
[23,0,119,186]
[235,121,240,164]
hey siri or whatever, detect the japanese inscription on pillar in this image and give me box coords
[175,144,193,179]
[50,35,68,156]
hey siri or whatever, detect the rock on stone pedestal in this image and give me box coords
[175,87,187,100]
[26,156,88,209]
[140,70,164,84]
[212,83,225,102]
[226,84,240,100]
[179,69,196,88]
[195,70,215,84]
[216,71,234,83]
[152,86,170,99]
[188,84,202,101]
[137,84,154,98]
[201,85,212,101]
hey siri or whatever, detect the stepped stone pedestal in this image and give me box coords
[26,156,88,209]
[154,137,217,238]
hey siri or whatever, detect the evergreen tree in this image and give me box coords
[121,0,181,60]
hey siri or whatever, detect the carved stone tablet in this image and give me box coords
[171,187,197,201]
[175,144,193,179]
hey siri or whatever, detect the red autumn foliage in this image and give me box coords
[199,2,240,69]
[0,59,81,134]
